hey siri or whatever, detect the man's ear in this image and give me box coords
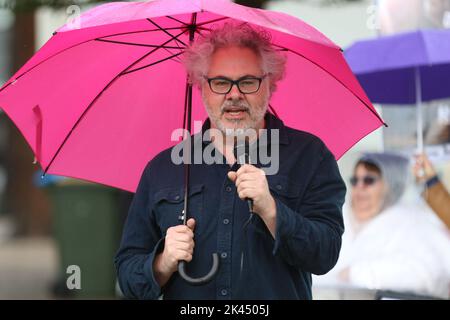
[268,79,274,98]
[198,77,208,92]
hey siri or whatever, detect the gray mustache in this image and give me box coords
[221,101,250,114]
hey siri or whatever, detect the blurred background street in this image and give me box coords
[0,236,57,299]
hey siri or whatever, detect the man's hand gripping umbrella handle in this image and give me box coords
[177,208,220,285]
[177,162,220,285]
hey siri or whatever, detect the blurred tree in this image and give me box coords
[235,0,362,7]
[4,1,44,236]
[1,0,113,235]
[235,0,269,8]
[1,0,112,12]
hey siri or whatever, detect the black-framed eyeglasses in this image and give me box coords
[349,175,380,187]
[204,75,267,94]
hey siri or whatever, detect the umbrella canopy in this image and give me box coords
[0,0,384,193]
[345,29,450,152]
[345,28,450,104]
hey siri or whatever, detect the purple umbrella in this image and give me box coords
[345,29,450,152]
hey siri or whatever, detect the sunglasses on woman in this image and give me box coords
[349,175,380,187]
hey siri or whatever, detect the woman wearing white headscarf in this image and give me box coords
[315,152,450,299]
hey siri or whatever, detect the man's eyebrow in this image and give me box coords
[208,75,230,79]
[209,74,260,79]
[239,74,260,78]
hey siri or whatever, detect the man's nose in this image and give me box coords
[226,83,243,100]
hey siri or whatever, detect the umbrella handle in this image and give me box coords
[178,253,220,286]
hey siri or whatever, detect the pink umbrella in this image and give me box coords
[0,0,385,286]
[0,0,384,193]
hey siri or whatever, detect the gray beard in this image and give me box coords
[203,98,268,136]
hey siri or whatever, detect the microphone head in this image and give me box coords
[233,136,250,165]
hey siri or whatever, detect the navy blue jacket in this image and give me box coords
[115,113,346,300]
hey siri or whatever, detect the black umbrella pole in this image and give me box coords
[178,82,220,285]
[178,15,219,285]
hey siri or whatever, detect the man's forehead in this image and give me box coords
[210,46,261,61]
[206,46,264,77]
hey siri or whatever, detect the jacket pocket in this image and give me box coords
[153,184,204,235]
[266,175,302,210]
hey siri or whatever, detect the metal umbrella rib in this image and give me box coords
[43,28,189,175]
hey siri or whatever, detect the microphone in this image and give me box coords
[233,136,254,213]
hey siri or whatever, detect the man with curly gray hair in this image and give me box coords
[184,22,286,134]
[115,22,346,300]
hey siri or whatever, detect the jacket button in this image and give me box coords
[221,289,228,296]
[276,184,282,190]
[223,219,230,225]
[226,186,232,192]
[174,195,180,201]
[221,252,228,259]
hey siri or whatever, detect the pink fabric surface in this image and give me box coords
[0,0,383,192]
